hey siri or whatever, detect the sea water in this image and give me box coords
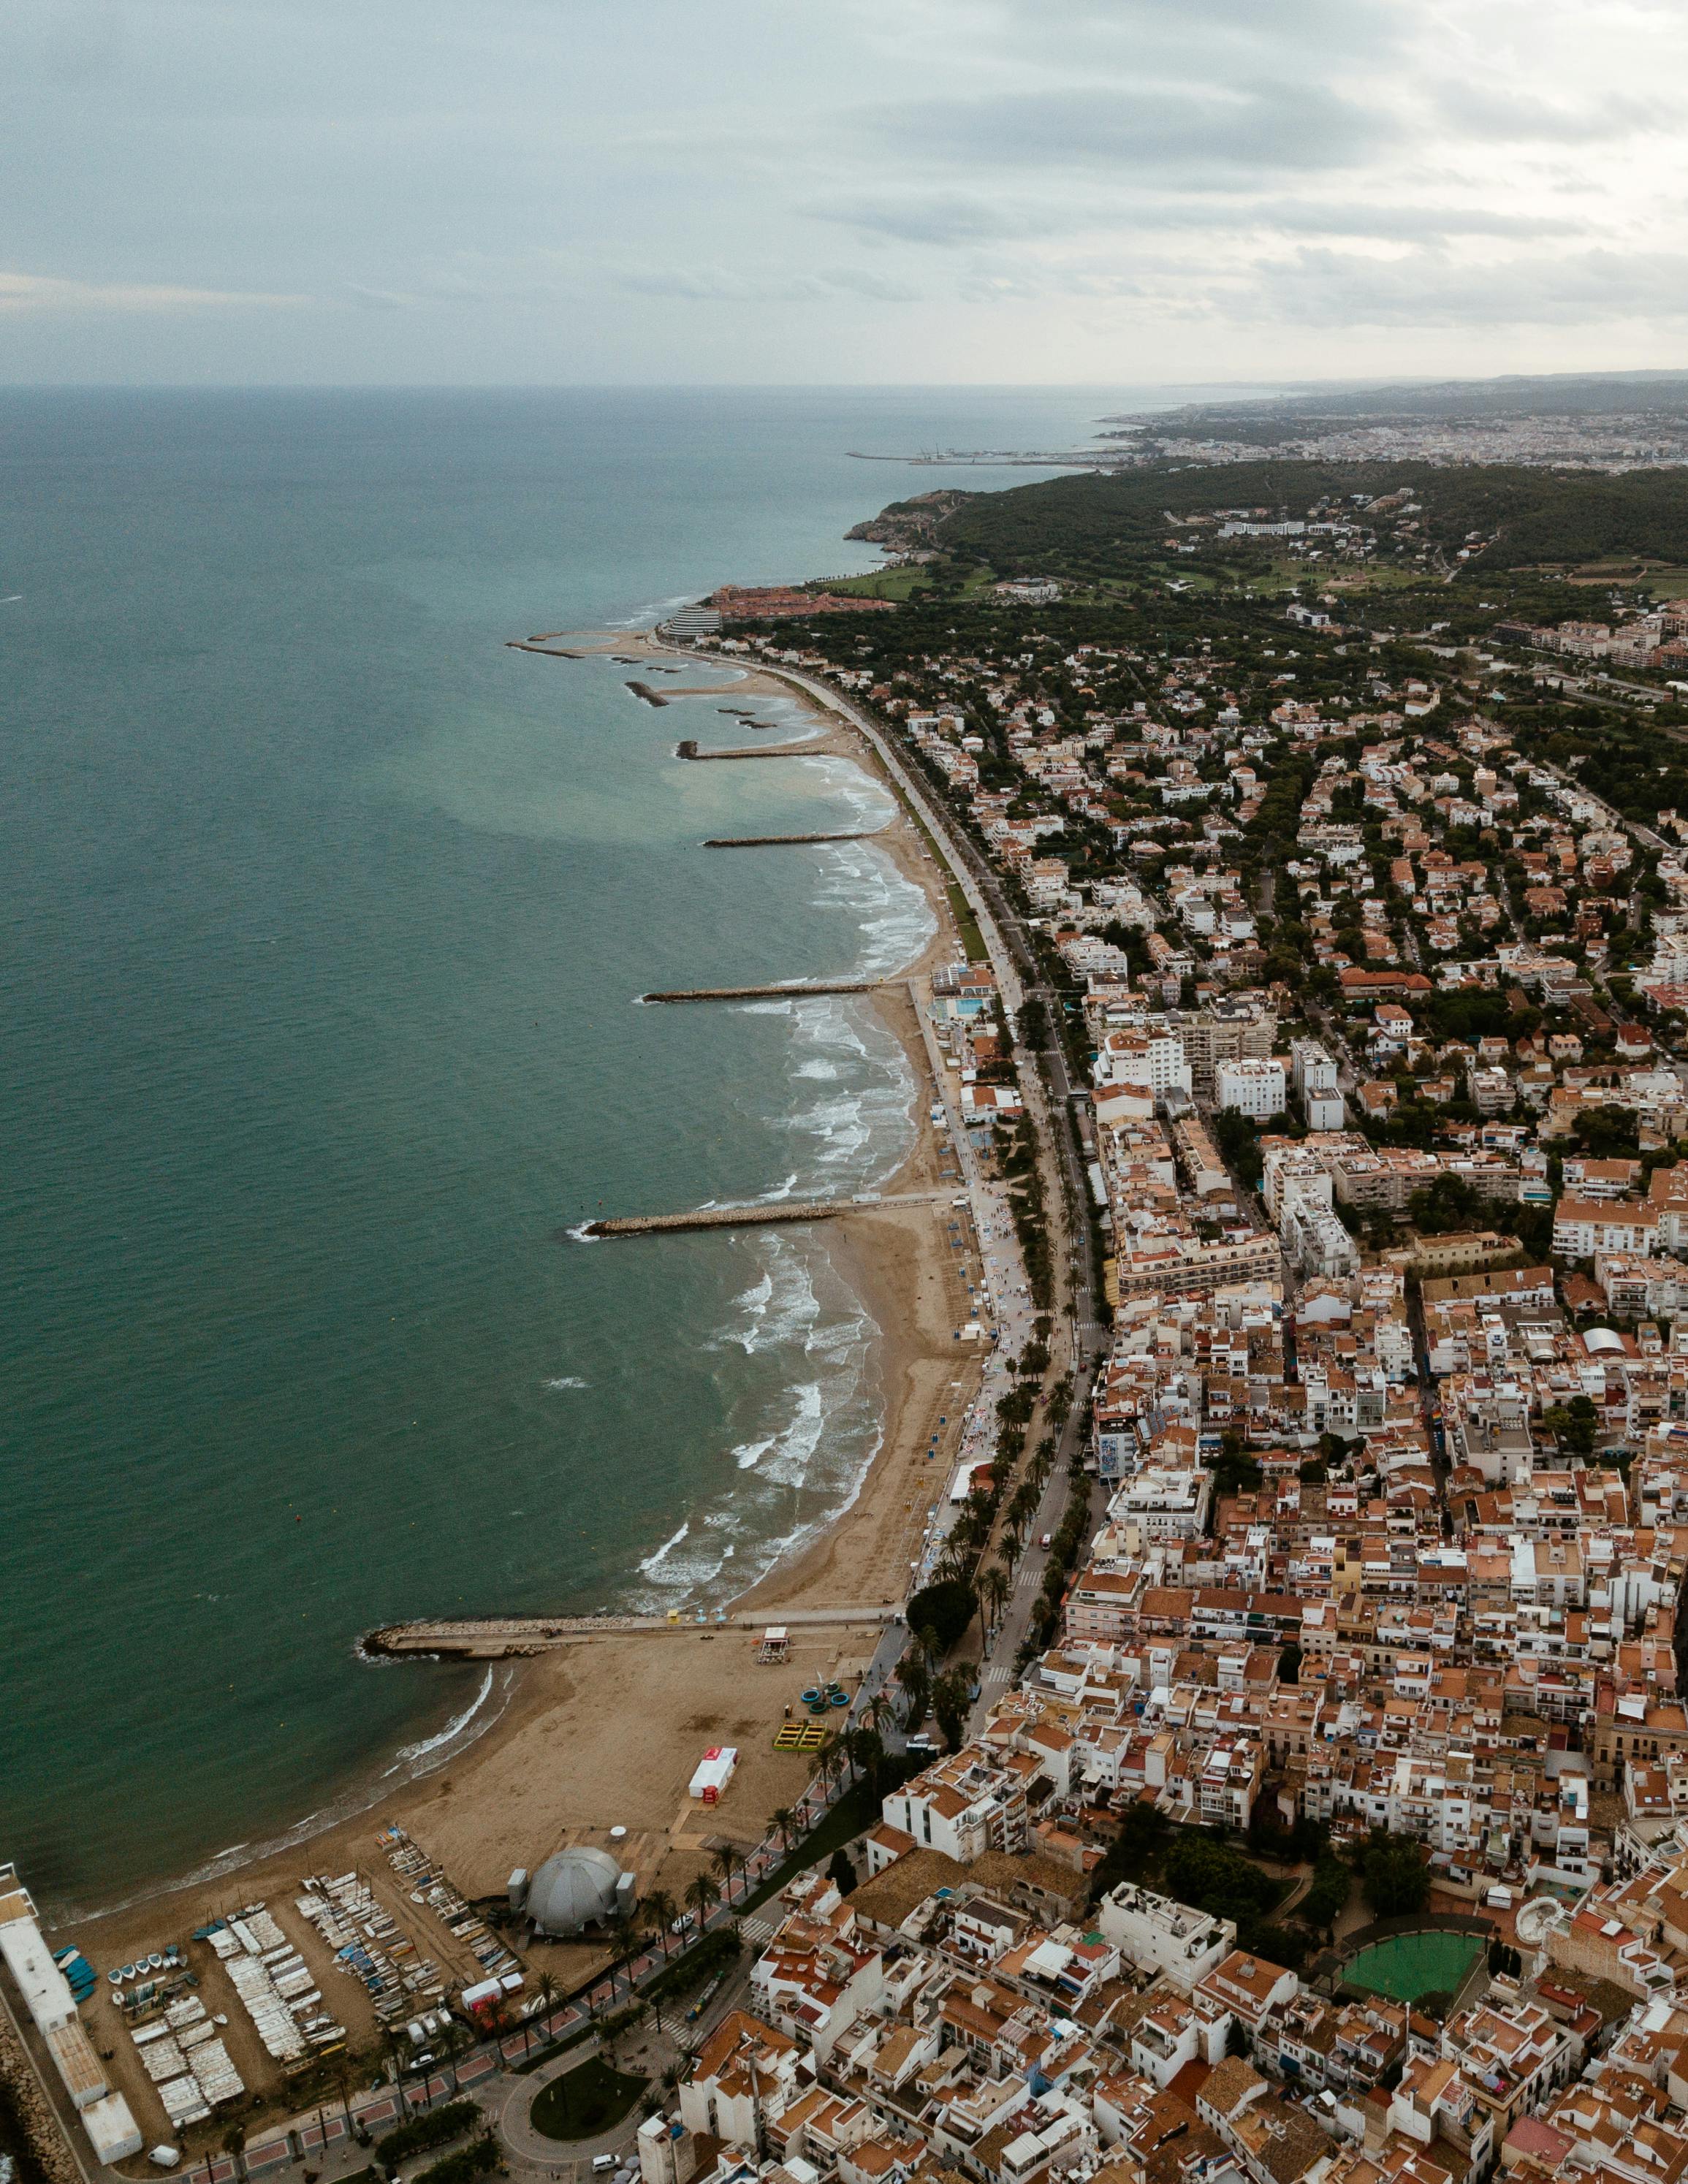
[0,384,1182,1911]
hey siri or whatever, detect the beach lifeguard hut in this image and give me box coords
[755,1625,790,1664]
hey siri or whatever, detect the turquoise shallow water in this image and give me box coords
[0,386,1162,1912]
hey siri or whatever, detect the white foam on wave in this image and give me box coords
[757,1380,826,1490]
[386,1667,495,1772]
[779,994,917,1193]
[640,1518,691,1577]
[626,1219,883,1614]
[607,594,696,629]
[544,1375,588,1390]
[811,838,938,981]
[716,1233,821,1357]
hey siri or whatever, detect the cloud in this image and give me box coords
[878,80,1392,178]
[1247,246,1688,328]
[803,195,1049,248]
[617,265,922,305]
[1434,83,1673,144]
[0,270,308,313]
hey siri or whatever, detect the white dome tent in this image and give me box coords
[516,1846,636,1937]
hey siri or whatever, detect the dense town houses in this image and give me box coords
[648,579,1688,2184]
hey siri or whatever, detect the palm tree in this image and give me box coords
[981,1564,1011,1636]
[644,1889,678,1960]
[383,2029,409,2118]
[712,1843,740,1905]
[330,2056,354,2139]
[769,1804,798,1857]
[931,1665,973,1753]
[685,1872,721,1930]
[864,1691,895,1741]
[535,1971,559,2050]
[221,2124,248,2184]
[895,1652,930,1732]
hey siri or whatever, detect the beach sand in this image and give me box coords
[50,638,986,2137]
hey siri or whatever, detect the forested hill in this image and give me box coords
[924,459,1688,579]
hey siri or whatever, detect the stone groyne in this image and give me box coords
[640,981,882,1003]
[676,738,828,760]
[585,1198,869,1239]
[363,1605,898,1659]
[703,832,881,848]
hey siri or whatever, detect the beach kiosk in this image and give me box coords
[756,1626,790,1663]
[688,1746,738,1805]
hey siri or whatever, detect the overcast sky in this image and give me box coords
[4,0,1686,384]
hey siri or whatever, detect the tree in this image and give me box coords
[685,1872,721,1931]
[1211,1428,1263,1495]
[895,1651,931,1732]
[769,1805,798,1856]
[1543,1393,1599,1461]
[1297,1855,1351,1941]
[826,1847,858,1898]
[932,1666,974,1753]
[534,1971,559,2050]
[1359,1830,1430,1918]
[981,1564,1011,1634]
[643,1890,677,1960]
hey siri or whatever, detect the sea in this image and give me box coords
[0,384,1203,1916]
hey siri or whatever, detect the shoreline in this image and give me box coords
[50,634,982,1993]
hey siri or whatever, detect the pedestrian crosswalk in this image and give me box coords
[738,1911,777,1943]
[984,1664,1011,1686]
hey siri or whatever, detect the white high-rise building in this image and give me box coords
[1215,1057,1286,1120]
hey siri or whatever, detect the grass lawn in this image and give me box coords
[528,2055,649,2142]
[947,881,989,961]
[824,566,940,601]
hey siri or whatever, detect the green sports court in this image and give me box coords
[1343,1929,1486,2004]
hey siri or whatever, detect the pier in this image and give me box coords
[676,737,830,760]
[703,831,881,848]
[580,1189,944,1239]
[640,979,883,1002]
[363,1605,899,1659]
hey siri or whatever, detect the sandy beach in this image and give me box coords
[49,635,989,2141]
